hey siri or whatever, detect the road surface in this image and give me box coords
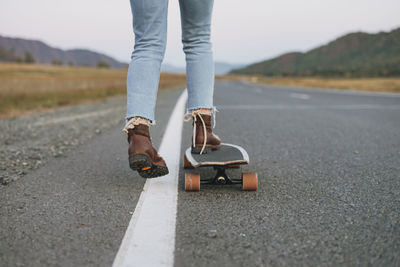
[1,81,399,266]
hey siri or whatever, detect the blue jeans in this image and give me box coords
[126,0,215,123]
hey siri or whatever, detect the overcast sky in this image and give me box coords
[0,0,399,66]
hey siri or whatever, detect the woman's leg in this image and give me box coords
[179,0,220,154]
[179,0,215,111]
[126,0,169,123]
[125,0,169,178]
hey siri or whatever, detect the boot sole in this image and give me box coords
[191,145,221,154]
[129,154,169,178]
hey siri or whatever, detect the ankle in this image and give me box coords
[192,108,212,116]
[123,116,150,133]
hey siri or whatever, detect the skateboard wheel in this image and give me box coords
[242,172,258,191]
[185,173,200,191]
[183,155,194,169]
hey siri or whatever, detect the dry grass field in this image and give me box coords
[0,63,186,118]
[217,75,400,94]
[2,63,399,118]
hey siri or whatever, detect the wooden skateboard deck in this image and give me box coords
[183,143,258,191]
[184,143,249,168]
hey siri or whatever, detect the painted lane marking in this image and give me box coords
[218,104,400,110]
[290,93,310,100]
[113,90,188,267]
[243,81,400,97]
[291,87,400,97]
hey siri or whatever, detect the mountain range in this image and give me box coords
[0,35,126,68]
[231,27,400,77]
[0,35,244,73]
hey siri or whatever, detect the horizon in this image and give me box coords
[1,0,399,67]
[1,26,398,68]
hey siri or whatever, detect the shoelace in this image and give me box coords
[183,110,207,154]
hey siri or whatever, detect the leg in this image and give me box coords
[179,0,215,110]
[125,0,169,178]
[179,0,220,155]
[126,0,169,123]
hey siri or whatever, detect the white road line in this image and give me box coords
[294,87,400,97]
[218,104,400,110]
[113,90,188,267]
[290,93,310,100]
[243,81,400,97]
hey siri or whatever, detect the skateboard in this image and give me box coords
[183,143,258,191]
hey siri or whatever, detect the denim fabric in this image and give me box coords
[126,0,215,123]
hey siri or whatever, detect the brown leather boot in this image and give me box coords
[124,118,168,178]
[184,109,221,154]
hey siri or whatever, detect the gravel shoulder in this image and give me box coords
[0,96,126,185]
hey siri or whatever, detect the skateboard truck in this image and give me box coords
[185,166,257,191]
[208,167,241,185]
[183,144,258,191]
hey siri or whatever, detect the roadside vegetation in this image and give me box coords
[217,75,400,94]
[2,63,399,119]
[0,63,186,118]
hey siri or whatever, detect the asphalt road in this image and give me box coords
[1,81,400,266]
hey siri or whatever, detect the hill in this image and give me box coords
[215,61,247,75]
[0,35,126,68]
[230,27,400,77]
